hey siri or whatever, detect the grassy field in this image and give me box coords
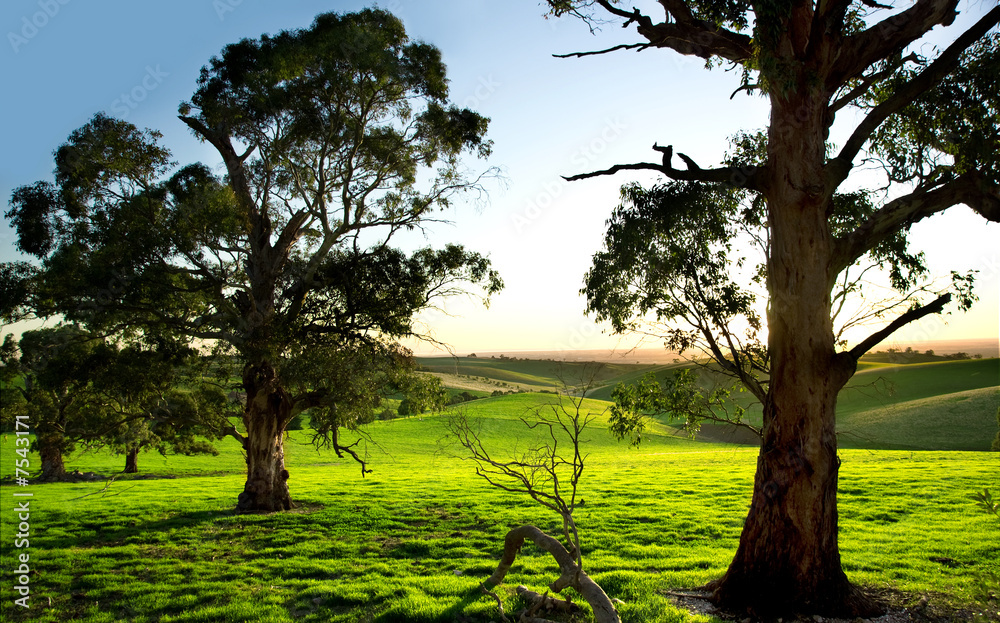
[420,356,1000,451]
[1,386,999,622]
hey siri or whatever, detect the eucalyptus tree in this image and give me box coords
[0,326,106,480]
[89,341,227,474]
[5,9,499,511]
[546,0,1000,617]
[0,326,224,478]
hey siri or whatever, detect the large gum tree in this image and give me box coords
[5,9,500,512]
[546,0,1000,617]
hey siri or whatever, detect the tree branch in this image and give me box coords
[828,53,922,114]
[553,42,652,58]
[330,426,373,477]
[830,172,1000,278]
[584,0,752,62]
[564,143,763,191]
[829,0,960,90]
[846,293,951,361]
[827,5,1000,188]
[482,524,620,623]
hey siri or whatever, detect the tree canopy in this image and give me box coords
[4,8,501,511]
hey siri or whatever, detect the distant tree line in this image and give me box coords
[864,347,985,363]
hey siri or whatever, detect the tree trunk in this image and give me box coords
[37,437,66,481]
[123,446,139,473]
[707,90,880,618]
[236,359,294,512]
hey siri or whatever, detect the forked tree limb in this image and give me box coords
[829,172,1000,277]
[563,143,764,192]
[829,0,961,89]
[483,524,621,623]
[827,5,1000,189]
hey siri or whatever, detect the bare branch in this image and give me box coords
[829,53,922,114]
[328,426,373,477]
[553,42,652,58]
[565,143,763,191]
[846,293,951,362]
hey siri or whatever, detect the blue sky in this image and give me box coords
[1,0,996,355]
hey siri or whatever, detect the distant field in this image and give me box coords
[421,356,1000,451]
[417,357,662,394]
[1,392,998,622]
[836,359,1000,450]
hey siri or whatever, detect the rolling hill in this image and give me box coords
[419,355,1000,451]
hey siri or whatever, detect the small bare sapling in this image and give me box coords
[448,363,621,623]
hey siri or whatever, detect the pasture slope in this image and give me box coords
[419,355,999,451]
[0,357,996,622]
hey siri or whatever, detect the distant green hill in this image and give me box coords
[835,358,1000,450]
[416,356,663,394]
[424,355,1000,452]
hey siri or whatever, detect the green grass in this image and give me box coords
[836,358,1000,450]
[417,357,663,394]
[438,356,1000,450]
[570,357,1000,451]
[1,389,998,622]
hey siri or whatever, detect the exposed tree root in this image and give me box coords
[482,524,620,623]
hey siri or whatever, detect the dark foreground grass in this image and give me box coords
[1,394,998,622]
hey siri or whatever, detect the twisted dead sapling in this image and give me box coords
[448,363,621,623]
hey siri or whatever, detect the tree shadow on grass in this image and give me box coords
[43,499,327,550]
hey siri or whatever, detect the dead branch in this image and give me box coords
[564,143,764,192]
[483,524,620,623]
[480,584,511,623]
[553,42,652,58]
[451,364,620,622]
[516,585,580,615]
[846,293,951,361]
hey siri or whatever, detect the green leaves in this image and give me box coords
[0,262,40,323]
[584,181,756,340]
[54,112,172,215]
[5,182,59,256]
[186,8,489,168]
[610,368,754,446]
[867,33,1000,186]
[974,489,1000,519]
[293,244,500,340]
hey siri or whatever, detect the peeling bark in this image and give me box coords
[483,524,620,623]
[708,91,881,619]
[236,360,295,512]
